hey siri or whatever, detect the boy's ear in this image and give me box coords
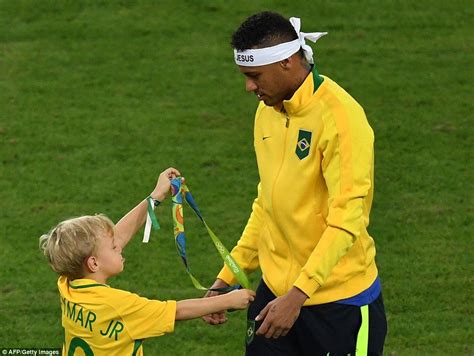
[85,256,99,273]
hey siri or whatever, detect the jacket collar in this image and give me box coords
[278,66,325,115]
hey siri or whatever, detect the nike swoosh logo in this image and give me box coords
[262,136,271,140]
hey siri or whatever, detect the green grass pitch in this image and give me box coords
[0,0,472,354]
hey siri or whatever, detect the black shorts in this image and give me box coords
[245,280,387,356]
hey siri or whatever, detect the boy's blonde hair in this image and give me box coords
[39,214,114,280]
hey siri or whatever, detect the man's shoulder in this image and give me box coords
[319,76,363,105]
[316,76,366,120]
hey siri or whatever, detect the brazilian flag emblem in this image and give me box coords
[295,129,312,160]
[246,319,255,345]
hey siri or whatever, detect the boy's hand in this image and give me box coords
[150,167,181,202]
[202,279,229,325]
[228,289,256,310]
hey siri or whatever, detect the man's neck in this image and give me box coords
[275,66,312,111]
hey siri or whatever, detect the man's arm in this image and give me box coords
[114,167,180,249]
[292,106,374,297]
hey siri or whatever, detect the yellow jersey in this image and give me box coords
[58,276,176,355]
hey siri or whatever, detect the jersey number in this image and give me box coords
[68,337,93,355]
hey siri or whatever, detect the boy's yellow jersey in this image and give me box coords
[58,276,176,355]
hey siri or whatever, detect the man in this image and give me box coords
[203,11,387,355]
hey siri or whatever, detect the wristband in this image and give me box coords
[150,197,161,206]
[143,196,161,243]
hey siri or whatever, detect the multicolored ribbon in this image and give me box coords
[171,177,249,291]
[144,177,250,292]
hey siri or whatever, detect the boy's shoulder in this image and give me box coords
[58,276,159,310]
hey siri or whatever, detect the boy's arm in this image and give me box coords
[175,289,255,321]
[114,167,180,249]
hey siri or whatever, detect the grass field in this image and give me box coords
[1,0,473,354]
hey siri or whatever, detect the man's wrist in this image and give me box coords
[288,286,308,307]
[212,278,230,289]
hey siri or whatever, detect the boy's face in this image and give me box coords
[94,232,124,278]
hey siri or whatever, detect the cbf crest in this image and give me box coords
[295,129,312,160]
[246,319,255,345]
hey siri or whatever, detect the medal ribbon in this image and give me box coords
[143,177,250,292]
[171,177,249,291]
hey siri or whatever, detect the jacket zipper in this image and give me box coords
[271,111,296,291]
[270,112,289,215]
[283,112,295,291]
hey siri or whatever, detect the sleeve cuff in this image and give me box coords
[166,300,177,333]
[293,272,321,297]
[216,265,238,286]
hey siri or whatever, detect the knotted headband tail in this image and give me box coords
[289,17,327,64]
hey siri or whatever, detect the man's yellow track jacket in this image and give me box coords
[218,71,378,305]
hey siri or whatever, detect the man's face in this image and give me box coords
[238,62,292,108]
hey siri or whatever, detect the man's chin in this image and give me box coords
[261,96,281,108]
[262,97,274,106]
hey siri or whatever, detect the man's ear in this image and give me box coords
[85,256,99,273]
[280,58,291,70]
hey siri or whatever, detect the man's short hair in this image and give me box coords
[40,214,114,280]
[231,11,298,51]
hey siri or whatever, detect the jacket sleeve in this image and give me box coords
[217,183,262,284]
[293,104,374,297]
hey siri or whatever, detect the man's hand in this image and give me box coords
[255,287,308,339]
[201,279,229,325]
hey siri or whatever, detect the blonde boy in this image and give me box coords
[40,167,255,355]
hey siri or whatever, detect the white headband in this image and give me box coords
[234,17,327,67]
